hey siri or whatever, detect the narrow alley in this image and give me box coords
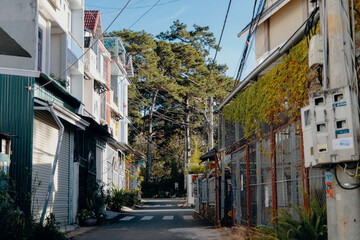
[74,199,237,240]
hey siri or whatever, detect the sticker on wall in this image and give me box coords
[332,137,353,150]
[335,129,349,135]
[326,182,334,198]
[332,102,346,108]
[325,172,334,199]
[240,174,244,191]
[265,187,270,208]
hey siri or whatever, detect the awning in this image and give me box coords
[94,78,109,94]
[80,115,111,139]
[199,147,218,161]
[35,98,89,130]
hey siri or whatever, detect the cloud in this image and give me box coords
[166,6,187,21]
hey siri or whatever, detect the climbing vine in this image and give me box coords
[223,38,310,138]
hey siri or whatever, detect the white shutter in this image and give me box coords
[32,111,70,225]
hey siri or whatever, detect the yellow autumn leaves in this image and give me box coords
[223,38,309,138]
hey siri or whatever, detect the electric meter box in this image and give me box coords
[308,35,323,69]
[301,86,360,167]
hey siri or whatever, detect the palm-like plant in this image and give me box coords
[250,190,327,240]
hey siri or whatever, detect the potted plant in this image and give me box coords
[77,209,97,226]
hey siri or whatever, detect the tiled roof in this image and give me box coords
[84,10,101,34]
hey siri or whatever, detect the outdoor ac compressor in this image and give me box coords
[301,86,360,167]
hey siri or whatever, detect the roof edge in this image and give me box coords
[219,14,312,110]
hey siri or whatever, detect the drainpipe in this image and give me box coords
[214,151,220,227]
[34,102,64,224]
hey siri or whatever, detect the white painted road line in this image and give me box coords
[120,216,135,221]
[163,216,174,220]
[141,216,154,220]
[183,215,193,220]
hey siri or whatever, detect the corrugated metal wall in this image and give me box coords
[32,111,70,224]
[0,74,34,214]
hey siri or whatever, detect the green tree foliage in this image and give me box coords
[107,20,233,194]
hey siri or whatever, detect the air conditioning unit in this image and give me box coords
[308,35,323,69]
[301,86,360,167]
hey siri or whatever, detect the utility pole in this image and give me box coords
[146,89,158,182]
[208,96,214,150]
[184,94,190,189]
[319,1,360,239]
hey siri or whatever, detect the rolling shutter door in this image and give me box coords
[32,111,70,224]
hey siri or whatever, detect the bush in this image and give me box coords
[250,189,327,240]
[86,181,106,219]
[108,188,141,212]
[108,188,126,212]
[0,173,66,240]
[29,213,66,240]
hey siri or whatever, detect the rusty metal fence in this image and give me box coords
[203,123,327,227]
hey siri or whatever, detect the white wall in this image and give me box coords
[0,0,38,70]
[83,79,94,115]
[70,74,83,104]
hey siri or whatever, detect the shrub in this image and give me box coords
[108,188,141,211]
[86,181,106,219]
[77,209,96,221]
[29,213,66,240]
[0,173,66,240]
[108,188,126,212]
[250,190,327,240]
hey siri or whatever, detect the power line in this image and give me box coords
[128,0,161,29]
[233,0,266,88]
[212,0,233,65]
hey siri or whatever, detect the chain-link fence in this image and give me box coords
[200,123,326,227]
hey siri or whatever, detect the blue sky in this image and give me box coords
[85,0,256,78]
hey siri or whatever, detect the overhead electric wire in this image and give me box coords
[234,0,266,88]
[212,0,233,65]
[128,0,161,29]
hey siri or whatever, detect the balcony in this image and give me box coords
[109,90,123,121]
[104,37,134,77]
[84,48,102,80]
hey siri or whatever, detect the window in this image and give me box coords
[37,28,43,71]
[316,123,327,132]
[304,109,311,126]
[334,93,344,103]
[314,97,324,106]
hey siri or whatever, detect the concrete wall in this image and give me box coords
[50,34,62,77]
[255,0,308,62]
[0,0,38,70]
[83,79,94,115]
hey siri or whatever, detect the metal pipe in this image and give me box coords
[299,121,310,212]
[214,152,220,226]
[270,125,277,221]
[322,0,328,89]
[246,144,251,228]
[35,103,64,224]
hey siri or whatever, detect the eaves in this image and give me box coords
[218,14,312,111]
[238,0,291,38]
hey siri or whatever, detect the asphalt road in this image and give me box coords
[75,199,226,240]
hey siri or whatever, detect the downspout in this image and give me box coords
[214,151,220,227]
[34,102,64,224]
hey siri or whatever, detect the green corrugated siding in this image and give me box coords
[0,74,34,215]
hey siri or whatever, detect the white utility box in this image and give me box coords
[308,35,323,69]
[301,86,360,167]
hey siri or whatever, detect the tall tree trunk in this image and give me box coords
[146,89,158,182]
[184,94,191,172]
